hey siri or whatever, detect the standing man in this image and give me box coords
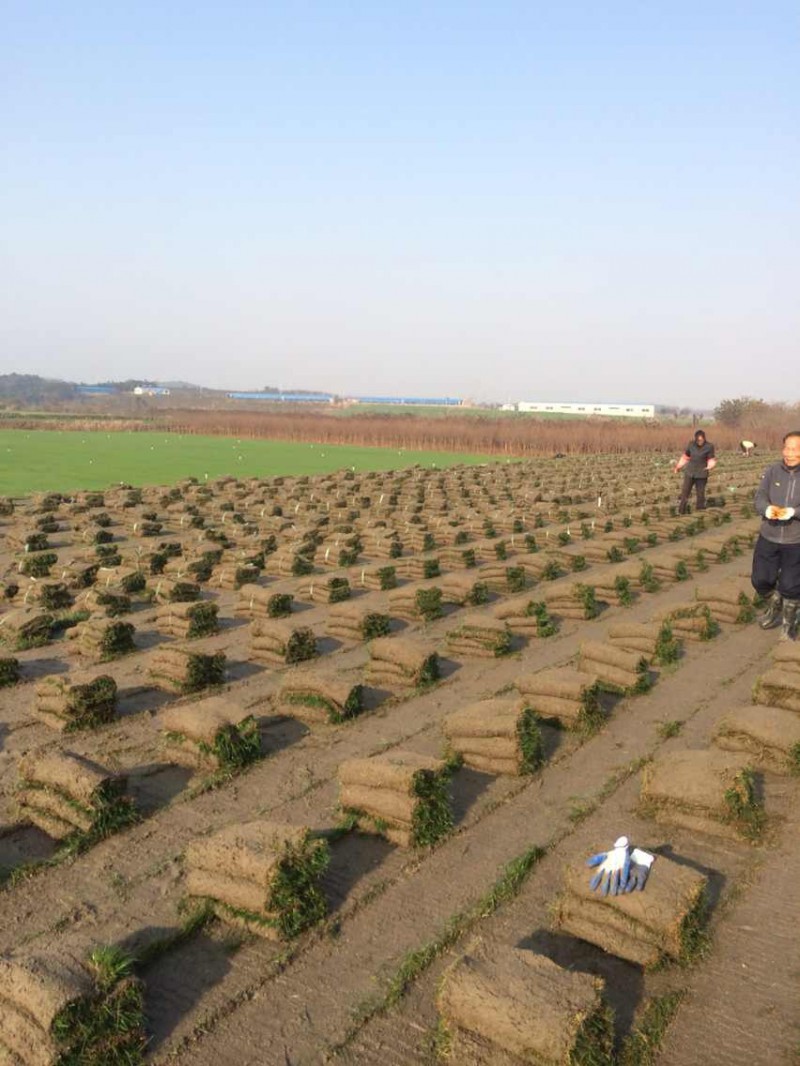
[752,431,800,640]
[674,429,717,514]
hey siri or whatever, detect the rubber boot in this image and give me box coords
[759,590,783,630]
[780,599,800,642]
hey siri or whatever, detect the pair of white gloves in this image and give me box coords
[586,836,655,895]
[765,506,796,520]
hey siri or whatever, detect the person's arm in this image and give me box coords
[706,444,717,471]
[754,467,772,516]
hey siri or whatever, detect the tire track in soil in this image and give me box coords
[160,620,775,1065]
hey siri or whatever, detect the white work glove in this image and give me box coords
[624,847,655,891]
[766,506,796,520]
[586,836,630,896]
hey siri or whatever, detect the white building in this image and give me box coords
[517,401,654,418]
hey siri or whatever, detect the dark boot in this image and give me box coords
[780,599,800,641]
[759,590,783,630]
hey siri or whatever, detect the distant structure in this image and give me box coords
[515,401,654,418]
[76,385,116,396]
[350,396,462,407]
[226,391,334,403]
[133,386,171,396]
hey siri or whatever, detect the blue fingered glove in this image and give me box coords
[623,847,655,892]
[586,836,630,896]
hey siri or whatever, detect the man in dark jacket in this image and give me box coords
[674,430,716,514]
[752,431,800,640]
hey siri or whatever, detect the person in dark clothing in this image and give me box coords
[674,430,716,514]
[752,431,800,640]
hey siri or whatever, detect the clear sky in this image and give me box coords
[3,1,798,407]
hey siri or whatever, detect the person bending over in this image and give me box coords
[752,431,800,640]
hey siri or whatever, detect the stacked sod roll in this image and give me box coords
[149,645,226,694]
[339,751,453,848]
[365,636,440,690]
[437,948,613,1066]
[66,616,136,661]
[0,946,146,1066]
[641,749,764,840]
[713,705,800,774]
[445,615,512,658]
[515,668,604,733]
[442,696,544,775]
[694,579,757,624]
[161,697,261,771]
[607,621,681,665]
[277,667,364,724]
[154,600,219,639]
[553,853,709,968]
[578,640,652,694]
[327,600,391,642]
[184,820,328,939]
[17,749,136,843]
[250,618,317,666]
[33,673,117,731]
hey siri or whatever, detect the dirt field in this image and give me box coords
[0,451,795,1065]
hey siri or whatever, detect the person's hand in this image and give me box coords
[586,836,630,896]
[706,457,717,471]
[766,506,795,520]
[624,847,655,891]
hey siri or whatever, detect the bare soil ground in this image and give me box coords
[0,454,792,1066]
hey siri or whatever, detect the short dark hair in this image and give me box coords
[784,431,800,443]
[694,430,706,439]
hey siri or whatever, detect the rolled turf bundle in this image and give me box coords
[442,696,544,775]
[395,553,442,582]
[641,749,764,840]
[694,580,756,624]
[491,596,558,637]
[339,750,452,847]
[327,599,392,642]
[553,852,708,968]
[0,608,55,650]
[366,635,440,689]
[445,614,513,658]
[607,621,681,665]
[294,574,351,604]
[34,673,117,731]
[0,945,146,1066]
[437,948,613,1066]
[388,581,444,622]
[17,749,135,842]
[250,618,317,666]
[76,587,132,617]
[473,559,529,593]
[752,669,800,713]
[438,546,478,571]
[713,705,800,773]
[351,564,398,591]
[650,602,719,641]
[161,696,260,770]
[235,585,294,619]
[23,581,74,612]
[154,600,219,639]
[149,645,226,693]
[66,616,136,661]
[516,668,603,732]
[641,550,693,582]
[185,820,329,940]
[772,642,800,675]
[578,640,652,694]
[151,576,201,603]
[207,564,260,590]
[590,574,634,608]
[438,572,489,607]
[0,656,20,688]
[541,581,599,620]
[277,667,364,724]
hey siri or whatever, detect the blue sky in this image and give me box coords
[3,1,798,406]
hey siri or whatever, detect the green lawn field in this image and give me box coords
[0,429,497,497]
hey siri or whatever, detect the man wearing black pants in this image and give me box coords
[674,430,716,514]
[752,431,800,641]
